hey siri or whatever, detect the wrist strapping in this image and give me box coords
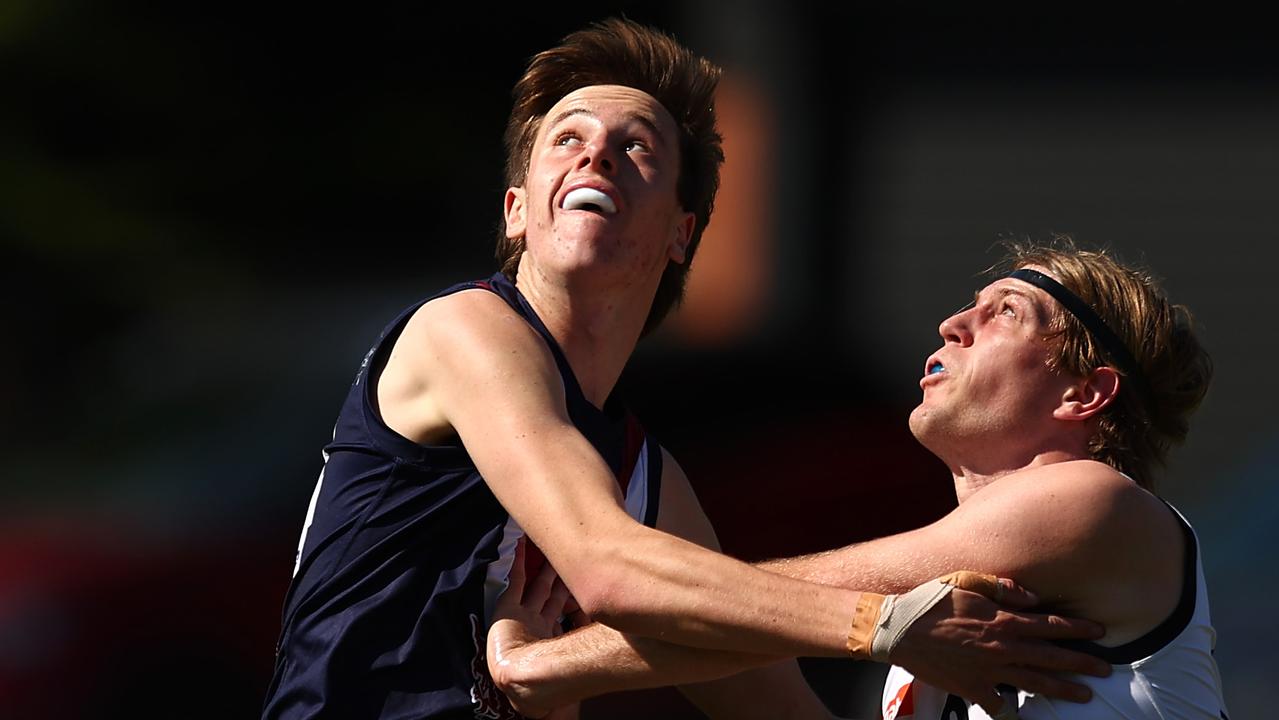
[846,571,1004,662]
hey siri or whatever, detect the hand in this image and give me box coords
[487,537,573,718]
[889,577,1111,716]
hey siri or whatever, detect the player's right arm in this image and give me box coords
[383,291,1109,715]
[379,288,862,658]
[483,450,1110,718]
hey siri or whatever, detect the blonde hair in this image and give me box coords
[994,237,1212,490]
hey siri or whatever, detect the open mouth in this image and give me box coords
[927,361,946,376]
[561,187,617,214]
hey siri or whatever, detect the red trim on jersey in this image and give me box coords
[618,411,646,494]
[884,679,914,720]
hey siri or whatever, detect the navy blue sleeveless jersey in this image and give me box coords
[262,272,663,720]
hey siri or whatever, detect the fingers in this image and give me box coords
[939,571,1004,601]
[938,571,1040,609]
[983,613,1109,678]
[992,577,1035,609]
[520,547,571,631]
[1003,610,1106,643]
[995,666,1094,704]
[562,594,581,616]
[541,577,572,626]
[565,607,591,629]
[1014,641,1111,678]
[525,545,559,605]
[955,606,1107,678]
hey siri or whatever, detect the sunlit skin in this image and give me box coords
[909,268,1099,499]
[366,56,1124,720]
[505,85,695,380]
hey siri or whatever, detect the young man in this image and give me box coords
[487,240,1228,719]
[871,242,1227,718]
[261,19,1108,720]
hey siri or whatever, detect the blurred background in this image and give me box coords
[3,2,1275,718]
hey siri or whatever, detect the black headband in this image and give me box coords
[1006,268,1151,410]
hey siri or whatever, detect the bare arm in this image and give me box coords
[487,451,1111,717]
[644,451,836,720]
[487,447,833,718]
[403,290,861,656]
[753,459,1182,643]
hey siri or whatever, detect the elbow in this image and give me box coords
[568,567,630,624]
[554,526,675,629]
[564,550,646,627]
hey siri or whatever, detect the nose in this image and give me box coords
[938,308,973,346]
[576,139,616,175]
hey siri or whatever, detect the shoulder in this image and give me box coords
[956,461,1182,614]
[937,461,1171,572]
[395,287,555,372]
[412,286,528,340]
[962,460,1155,529]
[377,284,567,431]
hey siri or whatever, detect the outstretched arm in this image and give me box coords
[405,291,866,657]
[488,565,797,719]
[489,557,1102,717]
[488,448,837,719]
[487,451,1108,717]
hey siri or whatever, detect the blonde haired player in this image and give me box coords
[873,240,1225,718]
[488,239,1227,719]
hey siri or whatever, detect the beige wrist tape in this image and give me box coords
[846,571,1003,662]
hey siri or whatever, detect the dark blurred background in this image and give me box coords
[3,3,1274,718]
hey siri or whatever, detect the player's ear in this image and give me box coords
[668,211,696,264]
[1053,366,1121,422]
[504,187,527,240]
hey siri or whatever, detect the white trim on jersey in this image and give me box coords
[480,438,653,625]
[292,428,337,577]
[483,517,526,624]
[623,439,651,525]
[881,508,1228,720]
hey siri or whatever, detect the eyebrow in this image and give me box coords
[992,286,1049,322]
[545,108,667,143]
[958,285,1049,322]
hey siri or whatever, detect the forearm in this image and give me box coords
[467,422,862,657]
[492,619,794,714]
[755,532,968,595]
[756,548,864,587]
[571,524,863,657]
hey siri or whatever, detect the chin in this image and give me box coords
[907,405,952,450]
[907,404,930,435]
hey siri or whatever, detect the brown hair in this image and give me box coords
[496,17,725,336]
[993,236,1213,490]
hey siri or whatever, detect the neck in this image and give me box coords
[949,449,1083,502]
[514,258,657,408]
[946,428,1096,503]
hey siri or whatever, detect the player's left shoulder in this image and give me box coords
[1012,460,1176,542]
[1004,459,1147,504]
[970,460,1162,540]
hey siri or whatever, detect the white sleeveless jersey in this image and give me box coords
[881,506,1229,720]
